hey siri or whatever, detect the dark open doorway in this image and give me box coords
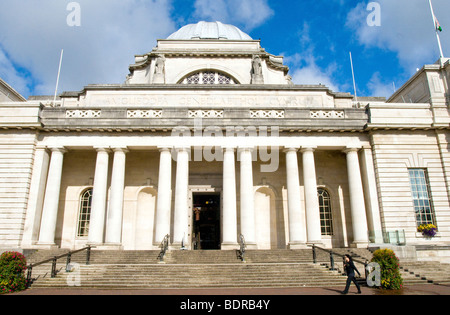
[192,194,221,250]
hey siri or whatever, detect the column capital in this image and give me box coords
[111,146,129,154]
[300,146,317,153]
[237,146,255,153]
[283,146,300,153]
[222,146,236,152]
[343,146,361,154]
[93,146,111,153]
[174,146,191,153]
[157,146,173,152]
[48,146,67,154]
[35,145,48,151]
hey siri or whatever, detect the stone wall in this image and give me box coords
[0,130,37,249]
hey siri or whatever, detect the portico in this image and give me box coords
[23,135,375,250]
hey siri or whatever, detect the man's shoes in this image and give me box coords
[341,291,348,295]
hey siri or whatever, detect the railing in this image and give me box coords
[369,230,406,245]
[26,246,92,288]
[238,234,246,262]
[311,245,369,278]
[157,234,170,262]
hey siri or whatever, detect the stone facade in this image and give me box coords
[0,22,449,261]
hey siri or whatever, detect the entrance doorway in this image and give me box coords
[192,194,221,250]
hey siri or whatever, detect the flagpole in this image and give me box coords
[428,0,444,58]
[53,49,64,106]
[349,52,358,104]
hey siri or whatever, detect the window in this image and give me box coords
[77,188,92,237]
[180,71,236,85]
[318,188,333,236]
[408,169,436,227]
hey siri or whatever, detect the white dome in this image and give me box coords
[167,21,252,40]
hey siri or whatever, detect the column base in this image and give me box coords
[307,240,323,247]
[86,242,103,248]
[350,241,369,248]
[244,242,258,250]
[35,242,59,250]
[96,243,123,250]
[221,242,239,250]
[288,242,308,249]
[170,243,189,250]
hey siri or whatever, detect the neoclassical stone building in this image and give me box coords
[0,22,449,260]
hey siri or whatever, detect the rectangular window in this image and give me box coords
[408,169,436,228]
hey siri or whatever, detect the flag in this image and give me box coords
[435,17,443,32]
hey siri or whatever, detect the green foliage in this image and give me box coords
[0,251,27,294]
[371,249,403,290]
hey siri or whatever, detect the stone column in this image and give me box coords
[222,147,238,249]
[344,147,369,247]
[284,147,306,248]
[359,147,383,243]
[173,147,190,248]
[38,147,67,246]
[301,147,322,245]
[105,147,128,246]
[154,147,173,245]
[88,147,110,245]
[239,147,256,248]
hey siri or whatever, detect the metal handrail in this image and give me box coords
[311,245,368,276]
[157,234,170,262]
[26,245,92,288]
[238,234,246,262]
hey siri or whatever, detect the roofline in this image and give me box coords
[60,83,353,100]
[0,77,26,102]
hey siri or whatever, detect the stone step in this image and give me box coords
[399,261,450,284]
[25,248,351,289]
[26,247,444,289]
[29,260,348,289]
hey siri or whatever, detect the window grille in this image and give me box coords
[408,169,437,227]
[182,71,235,85]
[77,188,92,237]
[202,71,216,84]
[186,73,200,84]
[318,188,333,236]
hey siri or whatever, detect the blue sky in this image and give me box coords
[0,0,449,99]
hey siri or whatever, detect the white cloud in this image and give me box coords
[288,54,340,92]
[284,22,341,92]
[0,0,176,97]
[367,72,395,98]
[346,0,450,72]
[193,0,274,31]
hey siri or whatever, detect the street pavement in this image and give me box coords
[7,284,450,295]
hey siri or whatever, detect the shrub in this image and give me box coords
[0,251,27,294]
[371,248,403,290]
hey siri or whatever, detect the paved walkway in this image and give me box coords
[8,284,450,295]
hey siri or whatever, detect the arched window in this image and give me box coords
[318,188,333,236]
[77,188,92,237]
[179,71,237,85]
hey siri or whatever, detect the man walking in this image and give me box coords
[341,254,362,294]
